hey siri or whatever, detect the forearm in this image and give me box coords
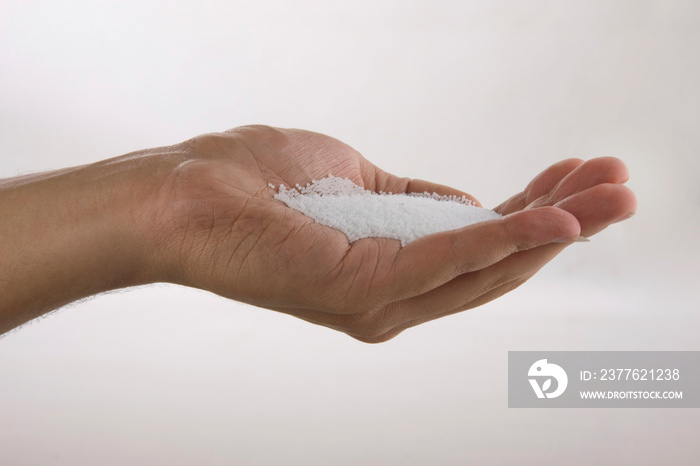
[0,149,181,334]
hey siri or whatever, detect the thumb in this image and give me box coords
[378,206,581,303]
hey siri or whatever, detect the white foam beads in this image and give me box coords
[273,175,502,246]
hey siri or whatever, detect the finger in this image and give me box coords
[554,183,637,237]
[523,158,588,203]
[528,157,630,209]
[377,206,580,304]
[496,158,584,215]
[385,242,566,328]
[366,168,481,206]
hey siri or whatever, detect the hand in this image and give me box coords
[155,125,636,342]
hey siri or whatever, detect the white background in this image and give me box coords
[1,1,699,464]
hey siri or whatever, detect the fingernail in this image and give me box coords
[612,212,636,224]
[554,235,590,244]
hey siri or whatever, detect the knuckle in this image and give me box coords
[231,125,290,149]
[498,276,529,295]
[184,132,241,160]
[486,268,523,292]
[492,217,521,255]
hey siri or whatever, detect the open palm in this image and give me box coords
[163,125,636,342]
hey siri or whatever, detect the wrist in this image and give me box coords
[81,147,191,287]
[0,146,186,332]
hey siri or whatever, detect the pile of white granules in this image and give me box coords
[272,175,502,246]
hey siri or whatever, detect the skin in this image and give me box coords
[0,125,637,341]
